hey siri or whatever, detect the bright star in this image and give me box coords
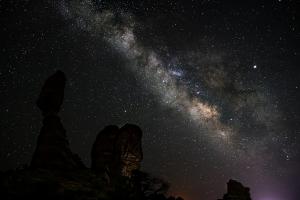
[169,69,183,77]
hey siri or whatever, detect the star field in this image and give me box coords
[0,0,299,200]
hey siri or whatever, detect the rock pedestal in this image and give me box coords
[31,70,84,170]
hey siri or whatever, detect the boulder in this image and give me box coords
[219,179,251,200]
[91,125,119,174]
[91,124,143,177]
[36,70,66,116]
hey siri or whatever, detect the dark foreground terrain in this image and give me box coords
[0,71,252,200]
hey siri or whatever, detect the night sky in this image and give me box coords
[1,0,299,200]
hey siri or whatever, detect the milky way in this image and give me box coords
[1,1,299,200]
[53,1,299,199]
[59,0,234,146]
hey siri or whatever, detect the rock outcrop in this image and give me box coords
[218,179,251,200]
[0,70,252,200]
[31,71,84,170]
[91,124,143,177]
[117,124,143,177]
[91,125,119,174]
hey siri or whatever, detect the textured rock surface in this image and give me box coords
[91,124,143,177]
[219,179,251,200]
[31,71,84,170]
[117,124,143,177]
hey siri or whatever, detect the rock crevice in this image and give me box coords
[91,124,143,178]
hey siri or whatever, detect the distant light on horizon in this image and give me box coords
[259,196,283,200]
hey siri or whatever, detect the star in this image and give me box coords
[170,69,184,77]
[1,1,298,200]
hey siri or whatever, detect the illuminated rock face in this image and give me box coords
[117,124,143,177]
[31,71,84,170]
[219,179,252,200]
[91,124,143,177]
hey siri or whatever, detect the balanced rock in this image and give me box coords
[31,71,84,170]
[219,179,251,200]
[36,70,65,116]
[91,124,143,177]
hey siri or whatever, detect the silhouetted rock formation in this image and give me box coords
[91,124,143,178]
[0,71,252,200]
[31,71,84,170]
[218,179,251,200]
[36,70,66,116]
[91,125,119,175]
